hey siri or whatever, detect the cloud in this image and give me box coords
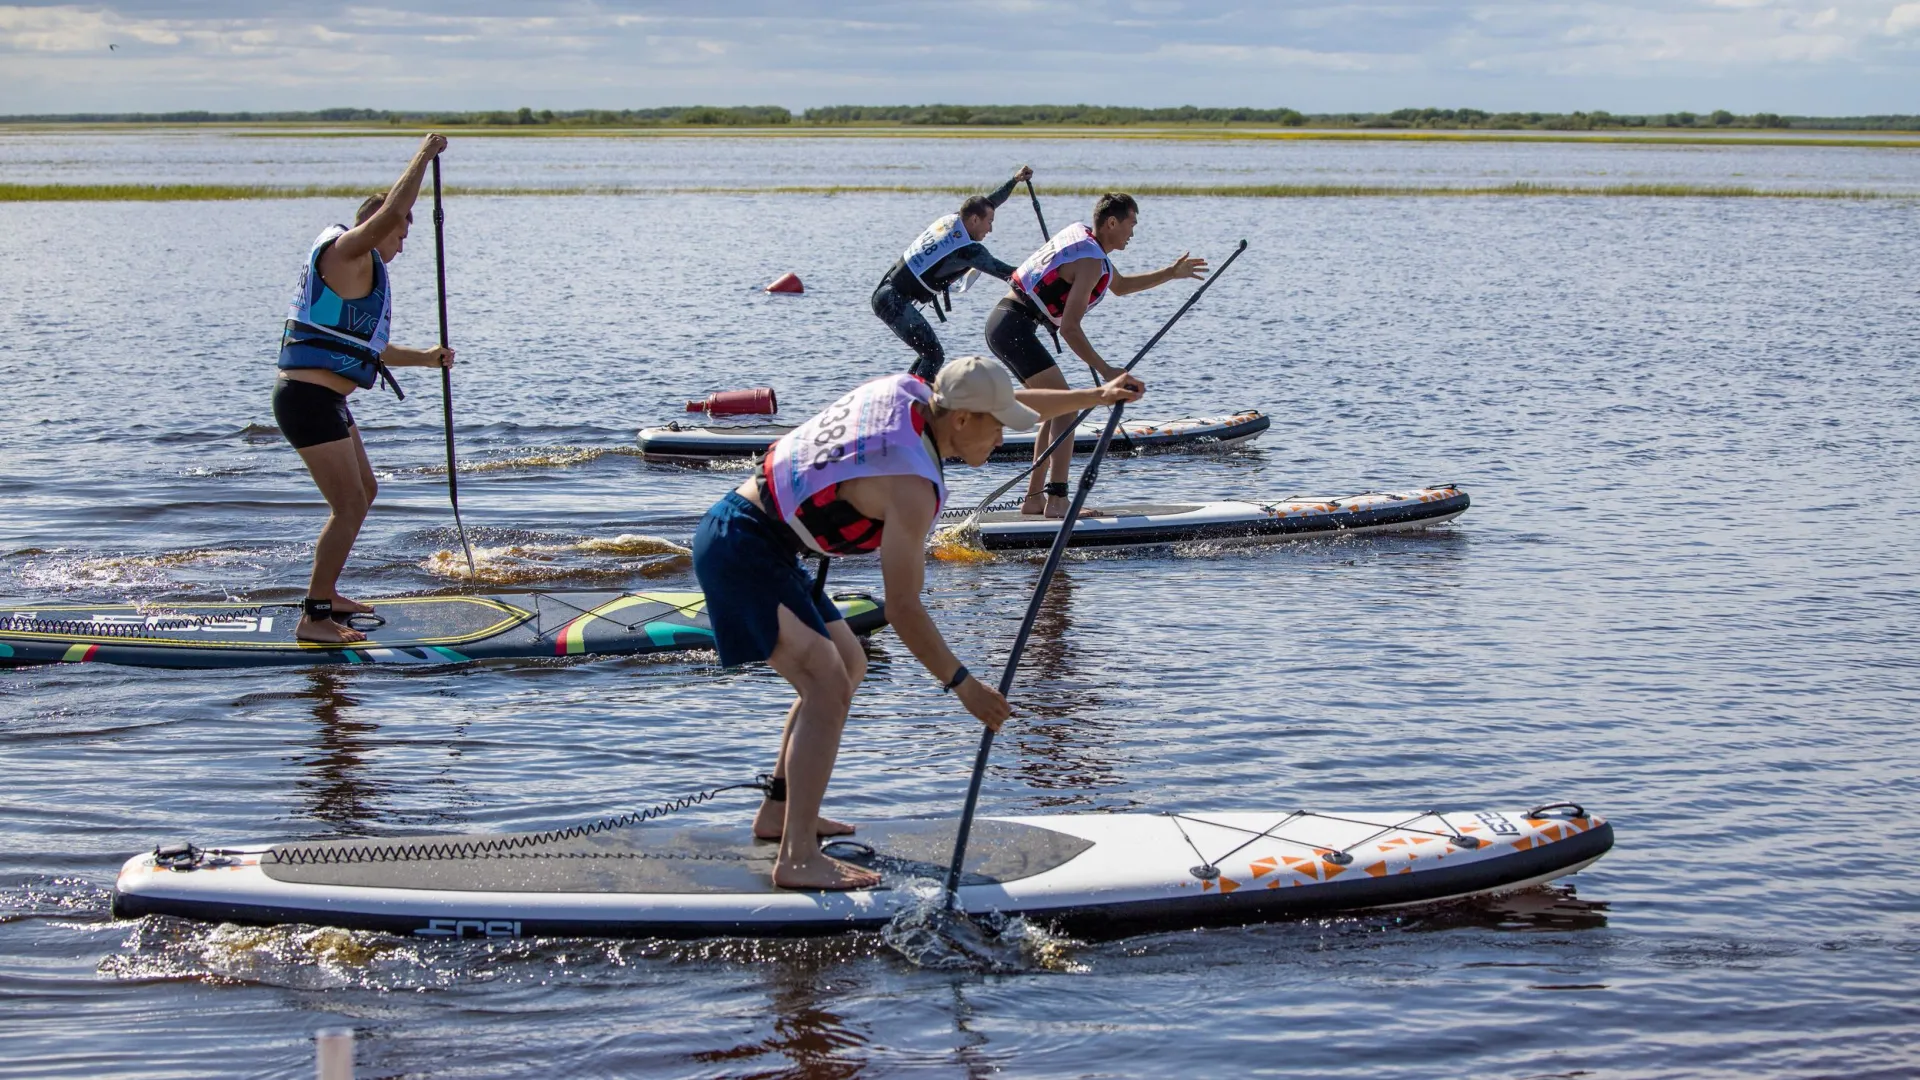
[0,1,1912,114]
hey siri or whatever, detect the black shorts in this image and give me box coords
[692,491,844,667]
[272,377,355,450]
[984,295,1059,384]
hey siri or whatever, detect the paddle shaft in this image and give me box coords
[1026,178,1049,239]
[431,159,477,577]
[940,239,1249,909]
[945,239,1252,529]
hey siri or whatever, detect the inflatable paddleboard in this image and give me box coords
[112,802,1609,940]
[0,591,885,670]
[637,411,1269,464]
[953,485,1469,551]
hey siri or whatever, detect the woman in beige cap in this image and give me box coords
[691,357,1144,890]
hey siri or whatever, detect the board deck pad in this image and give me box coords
[259,818,1093,894]
[113,804,1612,941]
[957,486,1471,551]
[637,410,1270,463]
[0,591,885,670]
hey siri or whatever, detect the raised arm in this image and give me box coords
[1110,251,1207,297]
[983,164,1033,209]
[327,133,446,264]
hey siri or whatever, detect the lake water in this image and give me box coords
[1,133,1917,1078]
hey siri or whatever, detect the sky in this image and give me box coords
[0,1,1914,116]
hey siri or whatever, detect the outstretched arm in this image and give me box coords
[1110,251,1208,296]
[1014,371,1145,422]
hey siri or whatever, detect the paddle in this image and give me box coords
[1026,178,1049,239]
[935,239,1252,546]
[430,158,477,578]
[940,239,1249,911]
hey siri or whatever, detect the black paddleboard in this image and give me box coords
[637,410,1270,464]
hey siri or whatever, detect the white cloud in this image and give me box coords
[0,2,1911,114]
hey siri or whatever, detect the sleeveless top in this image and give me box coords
[1010,221,1112,326]
[760,374,948,557]
[278,224,394,392]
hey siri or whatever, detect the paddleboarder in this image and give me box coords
[986,193,1208,517]
[691,357,1145,890]
[872,166,1034,381]
[274,133,456,645]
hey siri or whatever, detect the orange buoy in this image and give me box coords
[765,272,804,294]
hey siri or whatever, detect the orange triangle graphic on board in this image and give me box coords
[1219,877,1241,894]
[1366,862,1389,878]
[1201,879,1214,892]
[1250,857,1278,878]
[1512,836,1534,852]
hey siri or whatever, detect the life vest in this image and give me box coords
[760,374,947,556]
[277,225,397,394]
[1010,221,1112,326]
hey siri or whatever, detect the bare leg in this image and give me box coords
[1019,365,1072,517]
[754,616,865,839]
[764,604,880,891]
[293,431,375,643]
[330,431,379,615]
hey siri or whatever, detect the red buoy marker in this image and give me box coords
[765,272,804,294]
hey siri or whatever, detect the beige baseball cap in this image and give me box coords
[933,356,1040,431]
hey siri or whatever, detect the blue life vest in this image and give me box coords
[278,225,399,396]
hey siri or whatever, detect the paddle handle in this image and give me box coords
[1026,179,1049,240]
[431,159,477,577]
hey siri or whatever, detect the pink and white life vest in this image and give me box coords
[1010,222,1112,326]
[760,374,948,556]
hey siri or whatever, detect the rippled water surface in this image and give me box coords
[1,134,1917,1078]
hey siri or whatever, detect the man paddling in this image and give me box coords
[986,193,1208,517]
[872,166,1034,380]
[274,133,455,644]
[691,357,1144,890]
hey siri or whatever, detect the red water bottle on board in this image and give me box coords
[688,387,779,415]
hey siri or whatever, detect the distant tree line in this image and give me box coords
[2,105,1913,131]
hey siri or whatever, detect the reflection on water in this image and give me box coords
[694,956,872,1079]
[291,669,384,831]
[1000,570,1136,808]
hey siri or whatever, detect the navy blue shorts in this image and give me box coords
[692,491,843,667]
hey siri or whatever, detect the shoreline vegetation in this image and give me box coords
[2,104,1917,132]
[2,182,1909,203]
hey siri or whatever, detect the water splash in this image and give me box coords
[423,533,691,585]
[14,547,266,591]
[411,446,643,476]
[879,878,1084,973]
[926,523,994,564]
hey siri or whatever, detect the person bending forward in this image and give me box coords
[691,357,1145,890]
[985,192,1207,518]
[274,133,455,644]
[871,165,1033,381]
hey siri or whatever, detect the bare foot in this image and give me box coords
[295,615,366,644]
[1044,494,1069,519]
[1020,492,1046,516]
[330,594,375,616]
[752,799,856,840]
[772,854,881,892]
